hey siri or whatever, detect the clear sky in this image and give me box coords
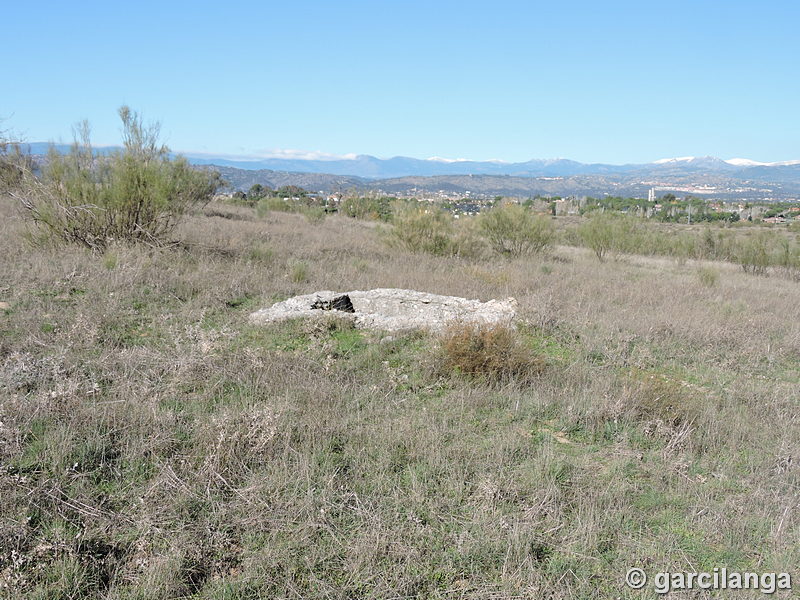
[3,0,799,164]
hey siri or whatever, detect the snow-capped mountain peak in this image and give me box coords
[725,158,769,167]
[427,156,472,163]
[652,156,697,164]
[725,158,800,167]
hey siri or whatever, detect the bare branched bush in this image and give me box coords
[13,107,220,250]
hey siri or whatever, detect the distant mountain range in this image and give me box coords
[160,153,800,181]
[23,143,800,179]
[23,143,800,199]
[194,153,800,200]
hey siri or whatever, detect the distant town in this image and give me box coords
[219,183,800,225]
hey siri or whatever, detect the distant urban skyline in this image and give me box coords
[4,1,799,164]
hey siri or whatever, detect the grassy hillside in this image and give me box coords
[1,199,798,598]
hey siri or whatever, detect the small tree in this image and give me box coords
[275,185,308,198]
[479,202,554,256]
[248,183,271,201]
[14,106,220,249]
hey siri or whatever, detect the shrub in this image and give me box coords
[290,260,309,283]
[436,322,545,384]
[256,196,293,217]
[339,196,393,221]
[735,231,773,275]
[228,190,257,207]
[300,205,326,224]
[700,227,724,260]
[15,107,220,250]
[388,205,460,256]
[775,236,800,280]
[449,217,487,258]
[577,213,617,261]
[0,130,29,193]
[247,183,271,201]
[696,266,720,287]
[246,242,274,264]
[478,203,554,256]
[622,370,700,427]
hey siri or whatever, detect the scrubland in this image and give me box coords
[1,198,798,598]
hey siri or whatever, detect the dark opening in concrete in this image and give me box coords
[310,294,355,313]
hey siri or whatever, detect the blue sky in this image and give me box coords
[4,0,799,164]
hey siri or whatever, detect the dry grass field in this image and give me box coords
[1,197,798,598]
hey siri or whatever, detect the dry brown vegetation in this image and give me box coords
[1,197,799,598]
[436,323,545,384]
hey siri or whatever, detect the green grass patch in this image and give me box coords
[330,328,366,357]
[97,313,162,348]
[224,294,257,310]
[519,327,577,363]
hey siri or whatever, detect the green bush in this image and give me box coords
[300,205,326,224]
[290,260,310,283]
[256,196,293,217]
[776,237,800,279]
[700,227,736,261]
[735,231,773,275]
[578,213,617,261]
[17,107,220,250]
[339,196,393,221]
[388,205,480,256]
[478,203,554,256]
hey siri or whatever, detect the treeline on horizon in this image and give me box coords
[228,182,800,225]
[224,185,800,280]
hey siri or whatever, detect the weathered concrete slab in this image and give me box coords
[249,288,517,333]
